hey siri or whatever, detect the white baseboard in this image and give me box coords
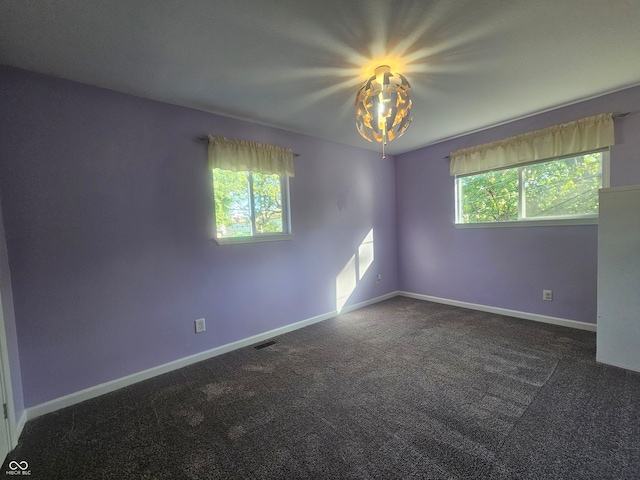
[25,292,398,422]
[14,411,26,446]
[341,291,398,314]
[596,355,640,373]
[398,291,597,332]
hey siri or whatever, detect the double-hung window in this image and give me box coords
[208,136,294,244]
[451,114,615,226]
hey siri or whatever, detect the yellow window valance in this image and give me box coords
[449,113,615,176]
[208,136,295,177]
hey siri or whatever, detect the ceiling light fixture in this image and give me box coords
[355,65,413,159]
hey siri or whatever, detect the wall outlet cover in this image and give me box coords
[195,318,206,333]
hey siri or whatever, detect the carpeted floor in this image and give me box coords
[3,297,640,479]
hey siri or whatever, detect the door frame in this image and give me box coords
[0,286,18,458]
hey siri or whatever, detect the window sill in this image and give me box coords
[455,216,598,228]
[213,233,293,245]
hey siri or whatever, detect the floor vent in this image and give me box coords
[254,340,277,350]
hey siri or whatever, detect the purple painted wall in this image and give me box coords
[396,85,640,323]
[0,66,398,408]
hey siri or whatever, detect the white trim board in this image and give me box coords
[596,355,640,374]
[25,292,397,422]
[15,412,26,441]
[0,286,19,451]
[398,291,597,332]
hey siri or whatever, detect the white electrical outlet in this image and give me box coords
[543,290,553,302]
[194,318,206,333]
[376,274,382,284]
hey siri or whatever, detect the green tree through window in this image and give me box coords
[458,169,519,222]
[213,168,289,239]
[253,173,283,233]
[456,151,604,224]
[523,153,601,217]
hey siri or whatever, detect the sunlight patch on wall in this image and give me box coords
[336,229,375,312]
[358,229,374,280]
[336,254,357,314]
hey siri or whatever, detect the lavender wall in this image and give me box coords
[0,66,398,408]
[396,85,640,324]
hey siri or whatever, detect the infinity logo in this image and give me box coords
[8,461,28,471]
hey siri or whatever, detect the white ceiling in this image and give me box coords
[2,0,640,155]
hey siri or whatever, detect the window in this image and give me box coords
[207,136,295,244]
[455,150,608,225]
[213,168,291,243]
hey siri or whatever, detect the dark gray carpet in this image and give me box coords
[4,297,640,479]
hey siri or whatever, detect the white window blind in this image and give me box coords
[449,113,615,176]
[208,136,295,177]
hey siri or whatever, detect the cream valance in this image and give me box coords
[208,136,295,177]
[449,113,615,176]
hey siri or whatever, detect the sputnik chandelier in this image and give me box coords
[355,65,413,158]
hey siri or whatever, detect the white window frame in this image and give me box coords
[454,150,610,228]
[213,170,293,245]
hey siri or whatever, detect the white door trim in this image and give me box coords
[0,286,18,454]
